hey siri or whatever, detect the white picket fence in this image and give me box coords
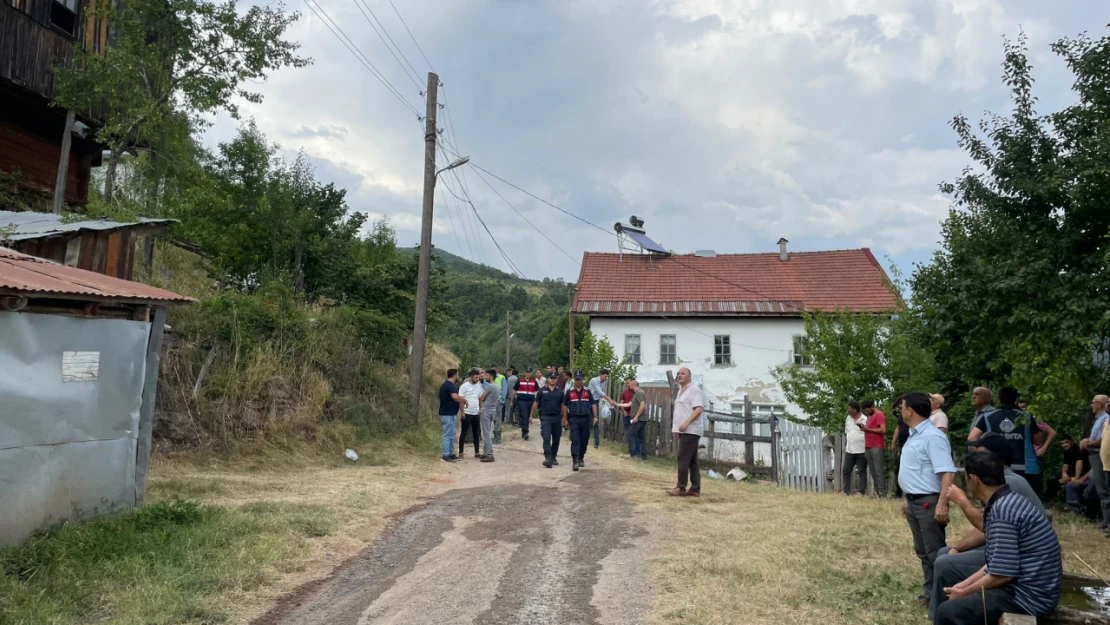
[777,419,832,493]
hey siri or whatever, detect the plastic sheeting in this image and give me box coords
[0,311,151,545]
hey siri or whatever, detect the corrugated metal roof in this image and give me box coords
[0,247,194,304]
[0,211,176,242]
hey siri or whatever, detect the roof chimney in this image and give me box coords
[777,237,789,261]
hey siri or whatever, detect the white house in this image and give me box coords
[574,240,899,421]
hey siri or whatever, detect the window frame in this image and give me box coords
[50,0,80,38]
[792,335,813,367]
[713,334,731,366]
[624,334,642,365]
[659,333,676,365]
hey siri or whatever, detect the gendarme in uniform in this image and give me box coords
[534,374,565,467]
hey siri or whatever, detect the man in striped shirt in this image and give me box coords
[935,450,1061,625]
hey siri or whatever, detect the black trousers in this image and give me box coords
[458,414,481,454]
[517,401,533,435]
[540,416,562,459]
[842,452,867,495]
[676,433,701,492]
[568,418,591,460]
[626,419,646,457]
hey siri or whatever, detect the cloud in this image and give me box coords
[206,0,1109,279]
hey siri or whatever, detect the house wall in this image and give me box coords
[589,316,808,418]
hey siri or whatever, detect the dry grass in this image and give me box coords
[594,444,1110,625]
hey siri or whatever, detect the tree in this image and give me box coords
[910,32,1110,435]
[772,311,934,433]
[539,316,588,369]
[53,0,308,202]
[573,328,636,383]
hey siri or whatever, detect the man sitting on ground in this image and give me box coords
[936,451,1061,625]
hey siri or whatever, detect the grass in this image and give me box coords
[0,422,442,625]
[596,442,1110,625]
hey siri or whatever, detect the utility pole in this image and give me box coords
[568,285,575,371]
[409,72,439,421]
[505,311,511,368]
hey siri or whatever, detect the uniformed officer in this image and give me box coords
[563,370,598,471]
[514,367,539,440]
[531,371,565,468]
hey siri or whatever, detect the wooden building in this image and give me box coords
[1,210,174,280]
[0,0,109,204]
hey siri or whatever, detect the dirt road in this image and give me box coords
[254,431,654,625]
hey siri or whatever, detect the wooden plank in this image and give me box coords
[91,230,108,274]
[104,230,121,276]
[77,232,95,269]
[704,431,774,444]
[118,230,134,280]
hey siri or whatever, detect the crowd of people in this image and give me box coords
[840,387,1110,624]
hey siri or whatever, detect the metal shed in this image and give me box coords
[0,247,193,545]
[0,210,176,281]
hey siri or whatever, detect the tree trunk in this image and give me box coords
[293,237,304,294]
[103,144,124,204]
[142,236,155,278]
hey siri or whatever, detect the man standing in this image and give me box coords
[490,366,505,445]
[843,401,868,495]
[458,369,483,459]
[970,387,1044,496]
[862,400,887,497]
[1059,434,1090,514]
[514,368,538,440]
[556,366,568,391]
[438,369,464,462]
[929,394,949,434]
[929,433,1044,620]
[588,369,615,449]
[478,368,499,463]
[532,372,565,468]
[891,402,911,498]
[504,368,519,426]
[616,378,647,459]
[1087,395,1110,530]
[897,392,957,609]
[936,451,1061,625]
[967,387,997,436]
[563,370,598,471]
[667,367,704,498]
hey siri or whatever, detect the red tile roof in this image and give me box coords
[0,247,194,305]
[574,249,899,316]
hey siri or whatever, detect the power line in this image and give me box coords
[447,166,487,264]
[441,177,527,278]
[350,0,422,90]
[467,162,581,265]
[301,0,422,119]
[387,0,435,72]
[436,150,477,262]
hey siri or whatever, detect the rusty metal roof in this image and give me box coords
[0,247,194,305]
[0,211,176,241]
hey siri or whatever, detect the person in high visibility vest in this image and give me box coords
[513,367,539,441]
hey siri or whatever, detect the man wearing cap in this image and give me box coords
[514,368,539,440]
[897,392,956,610]
[563,370,599,471]
[532,371,565,468]
[929,432,1044,620]
[458,369,484,458]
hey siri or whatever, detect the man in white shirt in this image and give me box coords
[667,367,705,498]
[457,369,484,458]
[843,401,868,495]
[929,393,949,434]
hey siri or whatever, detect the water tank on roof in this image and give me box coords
[694,250,717,258]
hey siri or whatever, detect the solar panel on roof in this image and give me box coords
[625,230,669,255]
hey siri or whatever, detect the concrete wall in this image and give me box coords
[589,316,807,418]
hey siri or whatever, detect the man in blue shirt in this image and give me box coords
[1080,394,1110,529]
[937,450,1061,625]
[531,372,565,468]
[437,369,465,462]
[897,392,957,608]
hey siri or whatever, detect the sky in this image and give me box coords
[207,0,1110,282]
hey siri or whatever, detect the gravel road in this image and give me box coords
[253,434,653,625]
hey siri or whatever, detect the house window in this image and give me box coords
[792,335,813,366]
[51,0,79,37]
[713,335,731,365]
[659,334,676,365]
[624,334,641,365]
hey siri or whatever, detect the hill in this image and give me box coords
[398,246,523,283]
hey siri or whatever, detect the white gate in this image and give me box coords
[777,419,830,492]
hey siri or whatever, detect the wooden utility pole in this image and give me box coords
[505,311,510,368]
[408,72,439,421]
[52,110,76,214]
[567,285,575,370]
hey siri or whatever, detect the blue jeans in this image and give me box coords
[440,414,456,456]
[624,416,643,456]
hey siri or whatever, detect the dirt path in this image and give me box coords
[253,431,654,625]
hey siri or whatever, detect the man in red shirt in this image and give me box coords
[556,366,568,391]
[861,399,888,497]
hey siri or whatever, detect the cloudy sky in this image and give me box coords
[208,0,1108,282]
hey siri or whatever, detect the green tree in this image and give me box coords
[539,316,588,369]
[573,328,636,383]
[910,32,1110,435]
[53,0,308,202]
